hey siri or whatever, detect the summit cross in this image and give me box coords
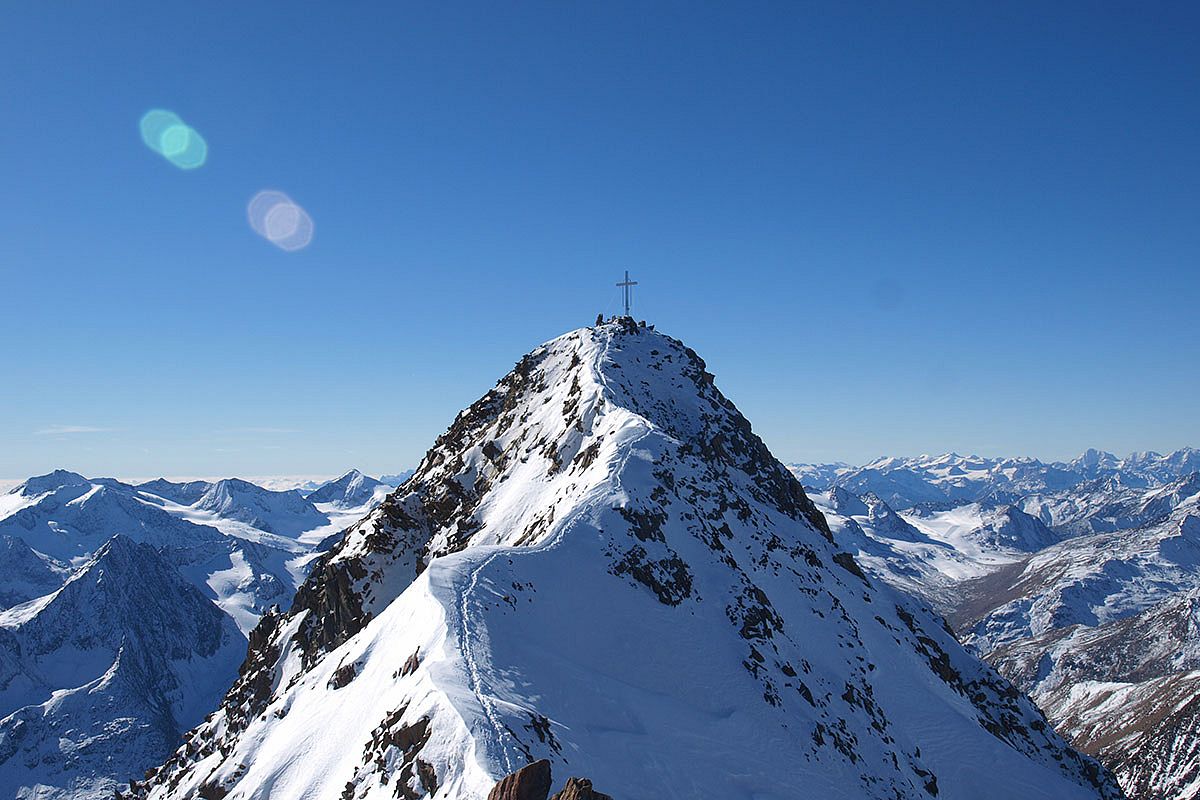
[616,270,638,317]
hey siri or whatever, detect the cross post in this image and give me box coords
[616,270,638,317]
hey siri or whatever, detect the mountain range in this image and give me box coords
[790,450,1200,510]
[129,321,1118,800]
[0,467,401,799]
[3,321,1196,798]
[800,450,1200,799]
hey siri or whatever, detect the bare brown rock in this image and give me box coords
[488,759,552,800]
[551,777,614,800]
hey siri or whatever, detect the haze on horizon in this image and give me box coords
[3,3,1198,479]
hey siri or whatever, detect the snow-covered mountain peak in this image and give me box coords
[10,469,89,497]
[828,485,869,516]
[318,320,830,585]
[133,320,1119,800]
[4,534,237,653]
[0,534,246,800]
[0,535,65,609]
[306,469,388,509]
[137,478,213,506]
[194,478,327,536]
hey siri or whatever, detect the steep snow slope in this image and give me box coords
[0,536,245,800]
[755,456,1200,799]
[135,321,1118,800]
[1039,670,1200,800]
[989,588,1200,800]
[0,536,67,609]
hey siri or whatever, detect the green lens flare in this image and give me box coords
[159,124,190,156]
[139,109,207,170]
[139,109,180,151]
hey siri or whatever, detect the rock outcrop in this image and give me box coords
[488,760,552,800]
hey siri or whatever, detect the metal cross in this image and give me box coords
[616,270,638,317]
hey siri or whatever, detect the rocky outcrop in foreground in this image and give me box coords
[488,761,612,800]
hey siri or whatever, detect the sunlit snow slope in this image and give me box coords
[134,321,1120,800]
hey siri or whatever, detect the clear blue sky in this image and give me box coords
[2,2,1198,479]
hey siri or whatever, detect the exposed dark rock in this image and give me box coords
[488,759,552,800]
[400,648,421,677]
[292,555,371,668]
[610,544,693,606]
[328,662,356,689]
[833,552,870,584]
[197,781,228,799]
[551,777,614,800]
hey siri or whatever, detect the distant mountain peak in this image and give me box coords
[194,478,326,536]
[306,469,386,509]
[12,469,89,496]
[0,532,245,800]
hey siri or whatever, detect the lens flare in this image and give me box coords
[248,190,314,251]
[139,109,207,170]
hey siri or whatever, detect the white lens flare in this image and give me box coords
[248,190,314,251]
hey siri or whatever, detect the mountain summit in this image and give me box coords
[134,320,1119,800]
[306,469,389,508]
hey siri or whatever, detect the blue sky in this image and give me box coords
[2,2,1198,479]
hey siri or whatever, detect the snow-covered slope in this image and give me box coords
[306,469,390,509]
[832,454,1083,510]
[137,478,213,506]
[0,468,391,798]
[0,473,307,635]
[0,472,229,563]
[133,321,1118,800]
[807,494,1060,616]
[0,536,67,609]
[785,461,851,490]
[951,502,1200,654]
[906,503,1061,555]
[193,479,329,537]
[983,589,1200,800]
[941,486,1200,799]
[0,536,246,800]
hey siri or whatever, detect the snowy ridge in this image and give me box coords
[0,465,395,798]
[134,321,1118,800]
[0,536,246,800]
[193,479,329,537]
[306,469,392,509]
[0,536,67,608]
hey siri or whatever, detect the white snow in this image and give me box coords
[141,323,1119,800]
